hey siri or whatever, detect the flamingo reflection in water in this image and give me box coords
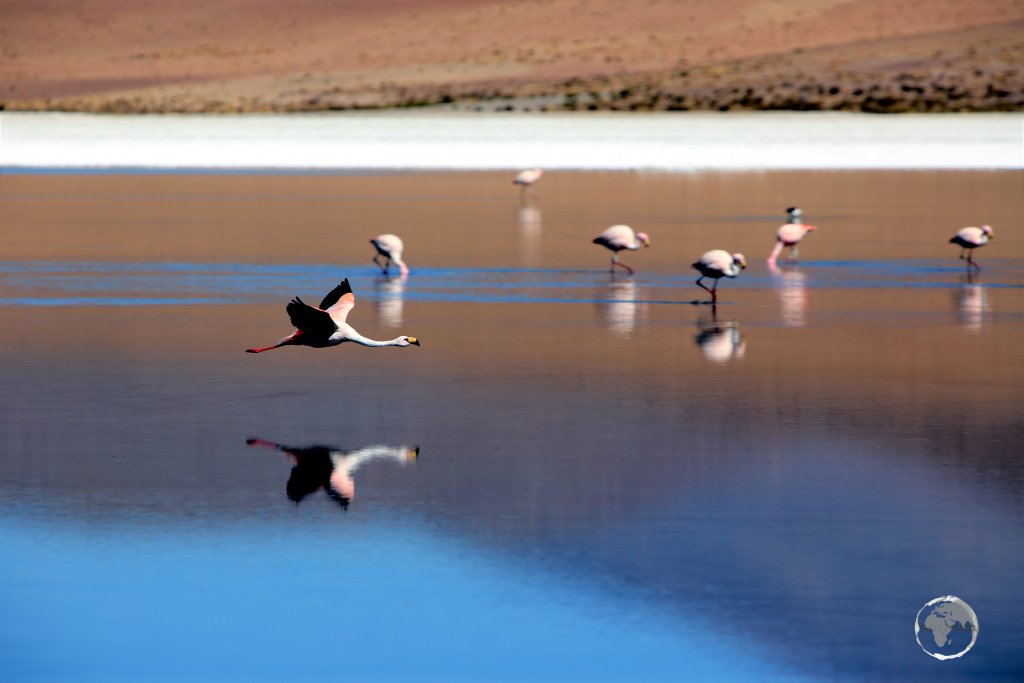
[247,438,419,509]
[517,203,543,266]
[768,260,808,328]
[954,270,991,332]
[695,307,746,364]
[597,278,646,338]
[375,273,407,328]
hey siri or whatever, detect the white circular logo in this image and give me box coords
[915,595,979,660]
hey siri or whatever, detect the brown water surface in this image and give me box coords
[0,170,1021,681]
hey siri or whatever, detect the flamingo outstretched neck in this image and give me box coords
[246,278,421,353]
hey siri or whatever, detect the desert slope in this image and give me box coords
[1,0,1022,112]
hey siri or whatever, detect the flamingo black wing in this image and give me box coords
[286,297,335,332]
[319,278,353,310]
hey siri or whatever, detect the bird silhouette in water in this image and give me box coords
[247,438,420,509]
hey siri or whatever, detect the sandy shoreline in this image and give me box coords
[2,0,1022,114]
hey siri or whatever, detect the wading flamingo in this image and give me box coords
[246,278,420,353]
[693,250,747,304]
[514,168,543,198]
[592,224,651,275]
[950,225,993,269]
[768,207,817,265]
[370,234,409,276]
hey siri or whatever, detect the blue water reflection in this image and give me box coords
[2,259,1020,308]
[0,515,808,683]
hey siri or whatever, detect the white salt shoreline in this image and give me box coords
[1,111,1021,171]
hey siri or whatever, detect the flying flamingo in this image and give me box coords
[949,225,994,269]
[692,250,747,304]
[513,168,543,198]
[768,207,817,265]
[370,234,409,276]
[246,278,420,353]
[592,224,652,275]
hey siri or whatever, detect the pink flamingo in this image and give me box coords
[692,250,747,303]
[950,225,994,269]
[246,278,420,353]
[513,168,543,198]
[768,207,817,265]
[370,234,409,276]
[592,224,652,275]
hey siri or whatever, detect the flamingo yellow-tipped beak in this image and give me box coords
[408,447,420,461]
[643,238,652,247]
[408,337,421,346]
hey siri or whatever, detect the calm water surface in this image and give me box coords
[0,170,1022,682]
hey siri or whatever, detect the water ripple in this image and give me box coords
[0,260,1020,306]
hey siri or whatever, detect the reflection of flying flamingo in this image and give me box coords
[375,274,407,328]
[950,225,993,270]
[592,225,651,275]
[513,168,543,198]
[768,207,817,265]
[370,234,409,276]
[692,250,746,304]
[246,278,420,353]
[247,438,419,508]
[768,260,808,327]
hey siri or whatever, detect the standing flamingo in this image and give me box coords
[370,234,409,276]
[768,207,817,265]
[692,250,747,304]
[513,168,543,198]
[949,225,994,269]
[246,278,420,353]
[592,224,651,275]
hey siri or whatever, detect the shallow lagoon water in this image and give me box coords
[0,168,1022,682]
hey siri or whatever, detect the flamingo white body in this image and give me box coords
[692,250,747,303]
[950,225,993,269]
[370,234,409,276]
[768,207,817,264]
[246,278,420,353]
[514,168,543,189]
[592,224,651,275]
